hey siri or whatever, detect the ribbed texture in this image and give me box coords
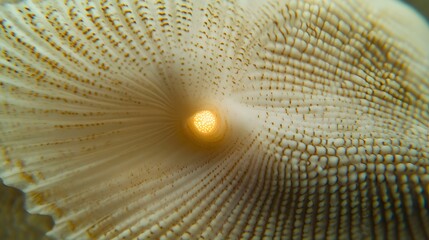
[0,0,428,239]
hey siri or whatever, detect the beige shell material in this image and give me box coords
[0,0,428,239]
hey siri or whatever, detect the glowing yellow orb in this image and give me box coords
[185,108,226,144]
[191,110,217,135]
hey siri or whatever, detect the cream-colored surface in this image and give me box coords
[0,0,428,239]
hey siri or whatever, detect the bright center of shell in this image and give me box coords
[191,110,218,135]
[185,109,226,144]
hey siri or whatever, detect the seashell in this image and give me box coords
[0,0,428,239]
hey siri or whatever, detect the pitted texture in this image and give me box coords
[0,0,428,239]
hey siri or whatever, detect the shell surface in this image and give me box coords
[0,0,428,239]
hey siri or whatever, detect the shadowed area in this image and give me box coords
[0,180,53,240]
[404,0,429,20]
